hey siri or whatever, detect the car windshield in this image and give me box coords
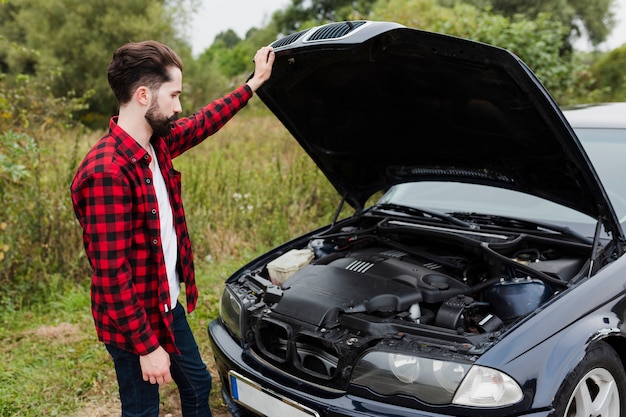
[376,128,626,238]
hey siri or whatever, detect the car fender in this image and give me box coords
[522,311,623,408]
[475,255,626,409]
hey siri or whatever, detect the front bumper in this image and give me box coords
[208,320,549,417]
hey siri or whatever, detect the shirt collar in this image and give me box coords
[109,116,150,165]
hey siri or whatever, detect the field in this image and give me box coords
[0,107,346,416]
[1,260,242,416]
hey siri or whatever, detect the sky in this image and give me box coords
[189,0,626,56]
[190,0,291,55]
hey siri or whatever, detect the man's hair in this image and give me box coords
[107,40,183,105]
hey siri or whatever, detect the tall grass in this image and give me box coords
[1,103,343,306]
[0,103,350,415]
[180,112,342,262]
[0,260,248,416]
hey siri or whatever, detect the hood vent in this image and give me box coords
[307,21,367,41]
[271,29,311,48]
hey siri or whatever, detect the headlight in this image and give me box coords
[350,352,523,407]
[350,351,471,405]
[219,286,243,340]
[452,365,523,406]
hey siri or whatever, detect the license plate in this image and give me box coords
[229,371,320,417]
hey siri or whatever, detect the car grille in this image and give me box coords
[255,317,340,380]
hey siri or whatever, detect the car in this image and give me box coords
[207,20,626,417]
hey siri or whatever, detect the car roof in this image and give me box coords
[563,103,626,129]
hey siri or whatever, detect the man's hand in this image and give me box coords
[247,46,275,92]
[140,346,172,385]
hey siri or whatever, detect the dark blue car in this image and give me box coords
[208,20,626,417]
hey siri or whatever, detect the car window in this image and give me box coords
[377,128,626,237]
[574,128,626,223]
[378,182,593,225]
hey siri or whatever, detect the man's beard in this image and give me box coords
[145,101,177,137]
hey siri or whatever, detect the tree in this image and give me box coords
[0,0,192,122]
[591,45,626,101]
[371,0,594,104]
[462,0,616,46]
[214,29,242,49]
[273,0,378,34]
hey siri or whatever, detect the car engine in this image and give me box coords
[221,215,590,387]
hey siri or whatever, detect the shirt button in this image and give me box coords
[144,154,149,160]
[145,178,151,184]
[151,209,157,215]
[152,239,158,245]
[131,158,137,163]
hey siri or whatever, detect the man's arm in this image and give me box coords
[165,46,276,158]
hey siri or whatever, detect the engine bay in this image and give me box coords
[222,215,592,386]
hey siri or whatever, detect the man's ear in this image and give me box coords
[134,86,151,106]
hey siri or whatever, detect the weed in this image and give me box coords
[1,108,348,415]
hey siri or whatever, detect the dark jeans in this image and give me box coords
[105,303,212,417]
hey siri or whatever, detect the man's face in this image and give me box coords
[145,66,182,137]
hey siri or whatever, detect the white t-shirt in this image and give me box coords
[150,145,180,309]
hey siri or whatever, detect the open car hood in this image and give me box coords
[255,21,622,238]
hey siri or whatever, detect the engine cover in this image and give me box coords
[274,248,469,328]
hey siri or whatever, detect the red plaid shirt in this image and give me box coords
[71,85,253,355]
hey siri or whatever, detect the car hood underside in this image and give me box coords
[256,21,621,238]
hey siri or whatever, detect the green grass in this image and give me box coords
[0,283,112,416]
[0,259,245,416]
[0,107,350,416]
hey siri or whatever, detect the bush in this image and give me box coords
[0,128,89,308]
[0,71,90,133]
[591,45,626,102]
[369,0,593,105]
[0,70,92,308]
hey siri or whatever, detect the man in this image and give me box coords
[70,40,274,416]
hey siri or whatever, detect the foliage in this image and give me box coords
[214,28,243,49]
[0,67,94,307]
[174,112,341,262]
[0,69,90,132]
[266,0,615,48]
[0,128,88,309]
[370,0,599,104]
[0,131,35,276]
[0,130,35,195]
[0,1,624,414]
[0,66,94,307]
[0,0,192,121]
[590,44,626,101]
[206,40,257,78]
[463,0,616,46]
[273,0,378,34]
[0,104,341,309]
[0,258,244,416]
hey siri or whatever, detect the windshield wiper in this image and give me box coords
[372,203,475,229]
[450,212,593,245]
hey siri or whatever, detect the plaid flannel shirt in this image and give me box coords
[71,84,253,355]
